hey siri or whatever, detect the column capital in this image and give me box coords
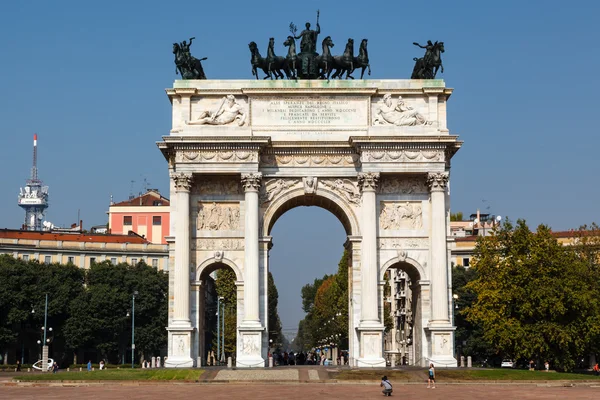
[241,173,262,192]
[427,172,449,192]
[358,172,380,192]
[173,172,193,192]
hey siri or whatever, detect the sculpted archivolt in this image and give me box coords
[260,178,302,204]
[380,201,423,230]
[197,202,240,230]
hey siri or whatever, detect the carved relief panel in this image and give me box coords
[194,176,242,196]
[379,175,428,194]
[380,201,423,230]
[197,202,240,230]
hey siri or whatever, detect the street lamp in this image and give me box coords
[452,294,459,360]
[130,290,138,368]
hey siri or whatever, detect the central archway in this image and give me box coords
[260,185,361,364]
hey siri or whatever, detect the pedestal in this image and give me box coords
[42,345,49,372]
[236,326,265,368]
[425,325,457,367]
[165,327,194,368]
[356,326,386,368]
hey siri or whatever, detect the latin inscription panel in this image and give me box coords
[250,96,368,128]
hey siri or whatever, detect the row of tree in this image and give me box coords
[0,255,167,366]
[293,249,350,352]
[459,220,600,371]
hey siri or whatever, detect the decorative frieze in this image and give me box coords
[192,238,244,250]
[197,202,240,230]
[176,150,257,163]
[361,150,444,163]
[379,176,427,194]
[320,178,361,205]
[195,177,242,195]
[260,153,360,167]
[378,238,429,249]
[380,201,423,230]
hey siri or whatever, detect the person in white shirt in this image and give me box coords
[380,375,393,396]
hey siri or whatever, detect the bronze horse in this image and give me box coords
[411,41,445,79]
[316,36,335,80]
[173,43,207,79]
[331,38,355,79]
[354,39,371,79]
[283,36,299,80]
[249,41,284,80]
[266,37,290,80]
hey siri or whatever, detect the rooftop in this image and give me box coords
[0,229,149,244]
[112,189,170,207]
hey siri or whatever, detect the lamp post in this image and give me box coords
[131,291,138,368]
[35,294,52,372]
[452,294,459,360]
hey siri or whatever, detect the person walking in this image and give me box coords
[427,363,436,389]
[87,360,92,371]
[380,375,393,396]
[594,363,599,376]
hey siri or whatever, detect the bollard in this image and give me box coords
[67,367,70,372]
[227,357,232,368]
[27,368,30,372]
[467,356,472,368]
[268,356,273,368]
[92,367,95,371]
[460,356,465,368]
[197,357,202,368]
[79,367,82,372]
[390,357,395,368]
[151,357,156,369]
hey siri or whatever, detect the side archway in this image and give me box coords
[380,255,426,282]
[196,256,243,282]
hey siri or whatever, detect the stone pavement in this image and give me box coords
[2,383,600,399]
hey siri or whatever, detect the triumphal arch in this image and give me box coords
[158,79,461,368]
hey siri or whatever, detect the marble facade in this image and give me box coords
[158,79,461,368]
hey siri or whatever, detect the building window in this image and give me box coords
[152,216,161,226]
[111,257,117,265]
[67,256,75,264]
[44,256,51,264]
[90,257,96,265]
[23,254,29,261]
[132,258,138,265]
[123,216,132,225]
[152,259,158,268]
[463,257,470,267]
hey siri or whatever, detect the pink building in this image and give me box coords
[108,190,170,244]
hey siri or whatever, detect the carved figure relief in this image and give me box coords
[188,95,247,126]
[197,202,240,230]
[303,177,318,194]
[173,335,185,357]
[195,177,242,195]
[242,334,260,356]
[260,178,301,204]
[176,150,257,163]
[260,153,360,167]
[378,238,428,249]
[320,178,361,205]
[362,150,443,163]
[363,334,379,358]
[373,94,431,126]
[379,176,427,194]
[380,202,423,230]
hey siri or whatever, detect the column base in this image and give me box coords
[236,325,265,368]
[356,325,386,368]
[425,324,457,368]
[165,326,194,368]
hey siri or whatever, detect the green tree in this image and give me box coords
[465,219,600,371]
[267,271,283,347]
[214,268,237,356]
[450,211,464,221]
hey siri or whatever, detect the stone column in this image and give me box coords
[241,173,262,325]
[427,172,449,323]
[165,172,194,368]
[172,172,193,327]
[358,172,379,325]
[237,173,265,368]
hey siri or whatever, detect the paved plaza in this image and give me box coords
[2,384,599,399]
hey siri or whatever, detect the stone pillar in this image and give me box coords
[425,172,456,367]
[165,172,194,368]
[427,172,449,324]
[237,173,265,368]
[356,173,385,368]
[358,172,379,325]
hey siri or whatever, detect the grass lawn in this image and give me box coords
[334,368,600,381]
[15,369,204,381]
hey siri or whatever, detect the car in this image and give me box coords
[501,359,515,368]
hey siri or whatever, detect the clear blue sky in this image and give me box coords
[1,0,598,332]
